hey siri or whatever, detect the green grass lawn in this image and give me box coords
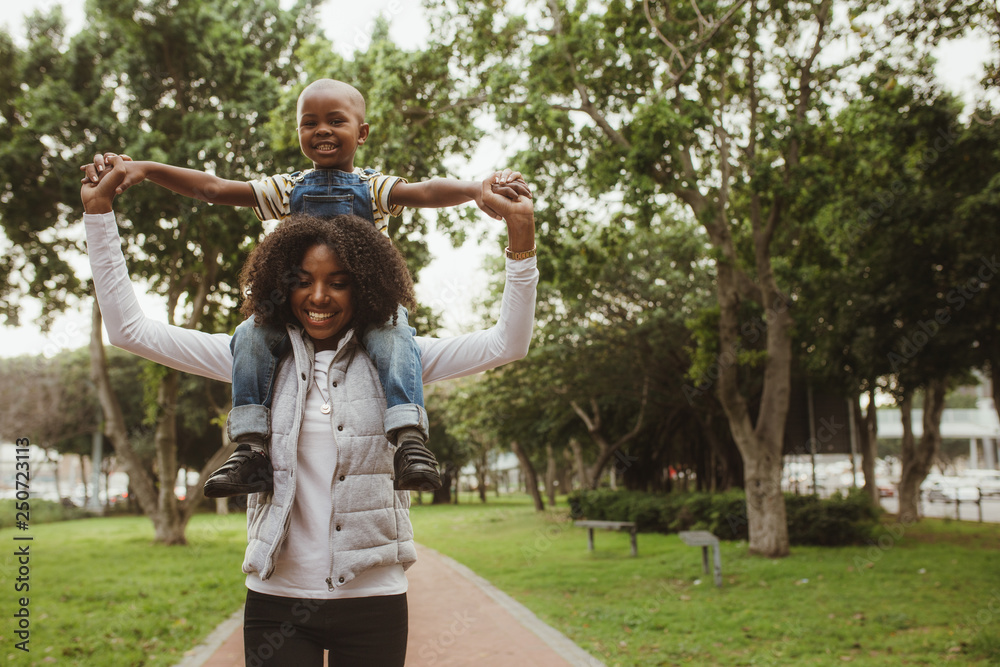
[409,494,1000,666]
[1,497,997,666]
[0,513,248,666]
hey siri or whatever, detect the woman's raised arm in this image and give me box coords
[82,155,235,382]
[417,172,538,382]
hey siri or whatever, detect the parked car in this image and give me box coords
[921,472,997,501]
[963,470,1000,497]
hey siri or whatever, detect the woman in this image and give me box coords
[81,155,538,666]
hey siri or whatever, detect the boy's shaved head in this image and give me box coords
[297,79,367,121]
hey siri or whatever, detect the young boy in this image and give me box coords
[83,78,529,497]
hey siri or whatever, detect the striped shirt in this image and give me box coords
[248,168,406,237]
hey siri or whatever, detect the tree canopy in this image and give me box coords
[1,0,997,550]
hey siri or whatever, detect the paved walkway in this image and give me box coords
[174,544,603,667]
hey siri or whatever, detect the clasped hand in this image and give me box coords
[478,168,532,221]
[80,154,130,214]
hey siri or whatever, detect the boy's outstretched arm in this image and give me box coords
[80,152,256,207]
[389,170,531,219]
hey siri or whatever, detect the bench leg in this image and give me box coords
[712,544,722,588]
[587,528,594,552]
[630,529,637,557]
[701,546,709,574]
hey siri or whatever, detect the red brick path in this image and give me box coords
[180,544,601,667]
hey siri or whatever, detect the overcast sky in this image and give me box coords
[0,1,994,358]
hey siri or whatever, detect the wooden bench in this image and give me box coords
[574,520,638,556]
[678,530,722,587]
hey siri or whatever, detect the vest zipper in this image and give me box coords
[325,349,353,591]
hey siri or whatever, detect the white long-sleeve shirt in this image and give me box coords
[84,211,538,385]
[84,211,539,599]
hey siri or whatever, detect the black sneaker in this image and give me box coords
[204,444,273,498]
[393,437,442,492]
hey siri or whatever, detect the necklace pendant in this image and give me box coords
[321,404,331,415]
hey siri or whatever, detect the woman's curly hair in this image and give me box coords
[237,214,416,335]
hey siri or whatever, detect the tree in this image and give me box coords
[436,362,553,510]
[0,337,227,507]
[432,0,869,555]
[432,0,1000,550]
[430,379,496,503]
[434,210,734,507]
[889,107,1000,521]
[0,8,89,328]
[0,353,93,455]
[1,0,319,543]
[542,221,710,490]
[800,57,1000,519]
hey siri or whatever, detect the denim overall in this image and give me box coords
[227,169,427,444]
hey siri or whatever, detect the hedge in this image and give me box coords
[568,488,880,546]
[0,498,95,529]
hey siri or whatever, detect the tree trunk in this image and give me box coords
[697,414,738,491]
[200,425,236,515]
[90,298,201,545]
[570,378,648,490]
[560,448,575,493]
[78,453,89,504]
[50,453,63,502]
[511,441,544,511]
[898,379,947,522]
[859,390,880,506]
[545,443,557,506]
[714,256,793,557]
[569,438,587,489]
[151,369,189,545]
[676,0,830,557]
[475,449,488,503]
[707,445,716,493]
[431,465,454,504]
[896,391,919,521]
[103,469,111,511]
[90,299,160,517]
[991,362,1000,429]
[743,448,788,554]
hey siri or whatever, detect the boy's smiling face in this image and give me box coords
[297,82,370,171]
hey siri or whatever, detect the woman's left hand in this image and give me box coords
[81,154,129,214]
[478,169,532,218]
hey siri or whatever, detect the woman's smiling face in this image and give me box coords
[290,244,355,351]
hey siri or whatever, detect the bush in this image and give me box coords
[567,488,880,547]
[0,498,94,529]
[785,488,880,546]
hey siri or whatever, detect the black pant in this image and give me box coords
[243,589,408,666]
